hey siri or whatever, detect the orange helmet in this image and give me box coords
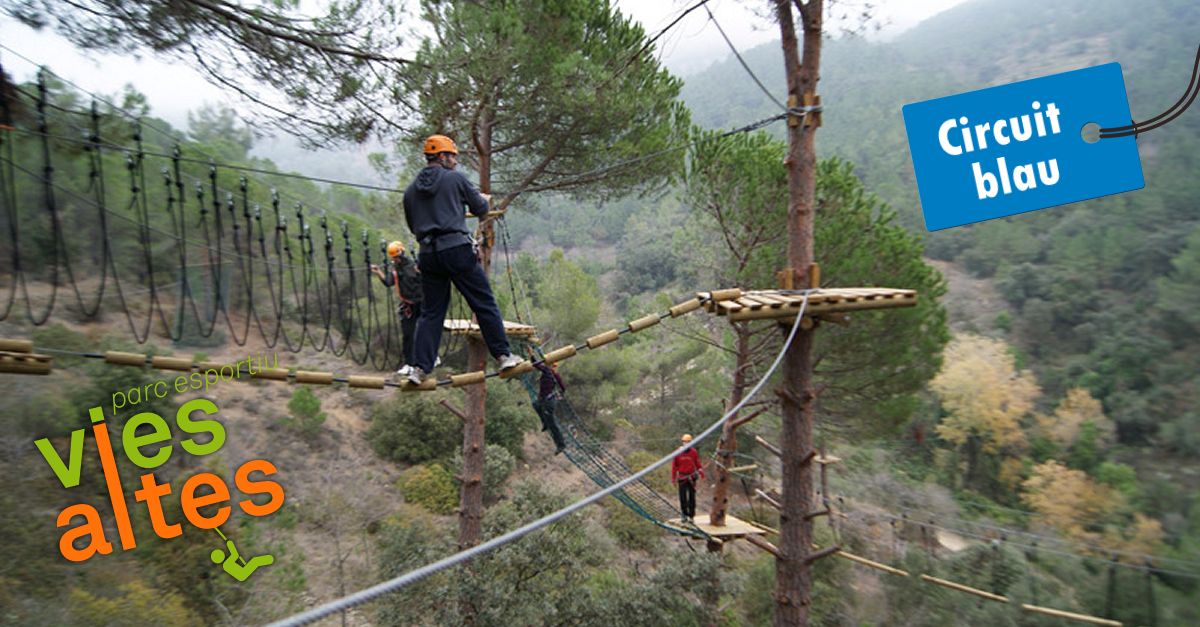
[386,241,404,258]
[423,134,458,155]
[680,434,693,443]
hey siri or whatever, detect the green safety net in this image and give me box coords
[516,361,710,541]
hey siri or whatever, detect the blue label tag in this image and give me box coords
[902,63,1144,231]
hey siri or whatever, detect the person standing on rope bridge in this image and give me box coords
[370,240,423,377]
[403,134,523,385]
[672,434,705,524]
[529,348,567,454]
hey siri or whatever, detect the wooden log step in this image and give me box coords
[0,339,33,353]
[254,368,290,381]
[1019,605,1122,626]
[105,351,147,367]
[498,362,535,379]
[294,370,334,385]
[451,371,487,387]
[150,356,194,371]
[919,575,1008,603]
[347,376,387,389]
[0,351,52,375]
[708,288,743,302]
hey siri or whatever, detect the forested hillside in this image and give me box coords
[684,0,1200,470]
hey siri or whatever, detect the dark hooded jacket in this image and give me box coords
[402,165,490,252]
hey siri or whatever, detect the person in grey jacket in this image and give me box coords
[402,134,522,384]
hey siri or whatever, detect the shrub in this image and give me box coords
[398,464,458,515]
[367,393,461,464]
[284,387,326,439]
[604,500,660,552]
[625,450,673,494]
[32,324,89,366]
[11,392,76,437]
[484,383,537,459]
[68,581,202,627]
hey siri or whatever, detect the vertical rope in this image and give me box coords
[1104,555,1119,620]
[25,69,60,325]
[1144,561,1157,627]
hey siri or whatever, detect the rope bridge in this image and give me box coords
[515,360,710,540]
[0,69,421,370]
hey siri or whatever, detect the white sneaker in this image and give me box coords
[397,364,413,377]
[496,350,520,369]
[434,356,442,368]
[497,353,523,371]
[406,367,425,386]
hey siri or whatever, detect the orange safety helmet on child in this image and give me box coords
[386,241,405,258]
[423,134,458,155]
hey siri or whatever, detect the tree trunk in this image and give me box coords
[458,106,496,625]
[710,325,751,527]
[703,326,753,627]
[774,1,822,626]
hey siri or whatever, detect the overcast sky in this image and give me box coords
[0,0,969,129]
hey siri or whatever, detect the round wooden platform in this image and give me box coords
[661,513,767,538]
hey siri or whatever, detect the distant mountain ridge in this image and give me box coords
[681,0,1199,227]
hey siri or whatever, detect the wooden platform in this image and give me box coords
[701,288,917,322]
[444,319,537,338]
[661,513,766,538]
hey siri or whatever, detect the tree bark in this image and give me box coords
[774,1,822,626]
[710,325,752,528]
[458,104,496,625]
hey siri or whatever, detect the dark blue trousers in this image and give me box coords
[412,243,510,372]
[399,301,420,366]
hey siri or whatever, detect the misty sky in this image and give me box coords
[0,1,969,129]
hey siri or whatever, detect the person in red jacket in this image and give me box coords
[671,434,705,524]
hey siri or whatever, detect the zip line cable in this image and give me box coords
[703,3,789,112]
[5,119,404,194]
[5,92,793,212]
[266,293,813,627]
[491,110,793,200]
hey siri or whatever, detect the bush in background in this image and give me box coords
[398,464,458,515]
[284,387,326,439]
[367,393,461,464]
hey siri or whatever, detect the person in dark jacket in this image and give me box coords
[529,347,567,454]
[402,134,523,384]
[370,240,424,376]
[671,434,705,524]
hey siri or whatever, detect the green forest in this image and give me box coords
[1,0,1198,625]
